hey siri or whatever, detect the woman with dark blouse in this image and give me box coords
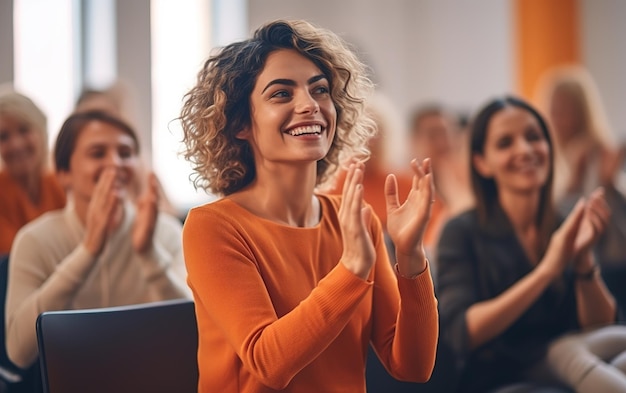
[437,96,626,393]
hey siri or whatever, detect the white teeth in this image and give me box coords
[288,125,322,136]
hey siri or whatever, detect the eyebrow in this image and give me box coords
[261,74,327,94]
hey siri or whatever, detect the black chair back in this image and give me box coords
[36,299,198,393]
[0,254,27,386]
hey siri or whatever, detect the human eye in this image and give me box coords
[119,146,134,159]
[312,85,330,95]
[270,89,291,99]
[88,148,106,159]
[18,125,31,136]
[496,136,512,149]
[525,128,543,141]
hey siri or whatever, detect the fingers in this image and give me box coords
[99,168,123,217]
[339,161,366,225]
[411,158,434,204]
[384,174,400,213]
[586,187,610,235]
[560,198,586,242]
[83,167,121,255]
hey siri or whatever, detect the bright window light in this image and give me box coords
[13,0,77,150]
[151,0,216,212]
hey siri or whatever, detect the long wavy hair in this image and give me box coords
[179,19,375,196]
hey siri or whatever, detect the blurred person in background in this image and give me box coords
[409,103,473,263]
[74,83,179,219]
[438,96,626,393]
[6,110,190,376]
[0,88,66,255]
[327,92,413,261]
[535,65,626,267]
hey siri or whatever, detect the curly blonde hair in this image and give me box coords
[179,19,375,196]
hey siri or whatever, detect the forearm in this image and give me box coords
[389,264,439,382]
[395,247,428,278]
[6,244,96,368]
[466,264,553,349]
[575,254,616,327]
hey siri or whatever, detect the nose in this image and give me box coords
[514,138,533,156]
[295,91,319,114]
[106,151,124,167]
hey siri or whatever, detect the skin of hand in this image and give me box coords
[83,167,124,256]
[539,187,609,279]
[385,158,434,276]
[132,171,160,254]
[572,187,610,271]
[338,162,376,279]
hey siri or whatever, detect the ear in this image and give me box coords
[56,170,72,191]
[235,126,250,140]
[472,153,493,178]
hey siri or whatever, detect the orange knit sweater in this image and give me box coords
[0,170,66,254]
[182,193,439,393]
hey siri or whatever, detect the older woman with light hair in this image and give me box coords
[0,87,66,254]
[534,65,626,267]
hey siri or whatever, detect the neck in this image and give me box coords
[497,189,540,232]
[231,163,320,227]
[13,171,41,204]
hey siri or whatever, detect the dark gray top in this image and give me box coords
[436,207,579,392]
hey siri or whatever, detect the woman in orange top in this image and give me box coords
[0,89,66,255]
[180,19,439,392]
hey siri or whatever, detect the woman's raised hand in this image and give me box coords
[83,167,123,256]
[132,172,159,254]
[574,188,610,254]
[339,162,376,279]
[540,187,609,278]
[385,158,434,275]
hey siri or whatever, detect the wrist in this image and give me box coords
[396,250,428,278]
[574,264,599,281]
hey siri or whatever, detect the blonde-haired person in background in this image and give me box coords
[180,19,439,392]
[0,87,66,255]
[534,65,626,268]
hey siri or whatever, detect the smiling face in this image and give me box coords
[0,111,45,179]
[238,48,337,169]
[473,106,551,195]
[58,120,138,204]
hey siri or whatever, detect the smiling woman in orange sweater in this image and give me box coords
[179,19,439,393]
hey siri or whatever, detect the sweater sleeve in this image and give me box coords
[435,214,477,364]
[135,213,191,300]
[183,207,373,390]
[5,229,96,369]
[368,217,439,382]
[0,215,17,256]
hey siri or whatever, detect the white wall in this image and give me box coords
[247,0,513,164]
[248,0,626,143]
[248,0,513,123]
